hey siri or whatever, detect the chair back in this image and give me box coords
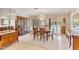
[33,28,38,34]
[39,28,44,35]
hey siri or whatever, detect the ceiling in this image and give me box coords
[0,8,77,16]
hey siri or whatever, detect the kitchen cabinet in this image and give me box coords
[0,31,18,49]
[72,35,79,50]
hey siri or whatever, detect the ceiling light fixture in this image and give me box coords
[34,8,47,14]
[38,15,45,20]
[34,8,39,10]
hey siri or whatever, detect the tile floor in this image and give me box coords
[4,33,72,50]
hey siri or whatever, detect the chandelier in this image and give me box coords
[38,15,45,20]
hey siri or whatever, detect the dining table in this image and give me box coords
[37,29,51,41]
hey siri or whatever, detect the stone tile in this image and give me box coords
[4,33,72,50]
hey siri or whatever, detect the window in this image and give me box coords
[73,14,79,28]
[1,16,9,25]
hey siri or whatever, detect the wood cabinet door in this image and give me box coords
[61,26,66,35]
[0,32,18,49]
[73,36,79,50]
[1,34,11,47]
[10,32,18,43]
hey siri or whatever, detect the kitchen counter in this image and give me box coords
[0,25,12,27]
[0,30,18,49]
[68,29,79,50]
[67,29,79,36]
[0,30,16,35]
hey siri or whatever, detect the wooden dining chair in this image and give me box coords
[66,30,71,48]
[16,25,22,35]
[51,31,53,40]
[46,28,53,41]
[33,28,38,40]
[39,28,45,41]
[44,26,50,41]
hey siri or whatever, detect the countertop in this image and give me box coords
[67,29,79,36]
[0,25,12,27]
[0,30,16,35]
